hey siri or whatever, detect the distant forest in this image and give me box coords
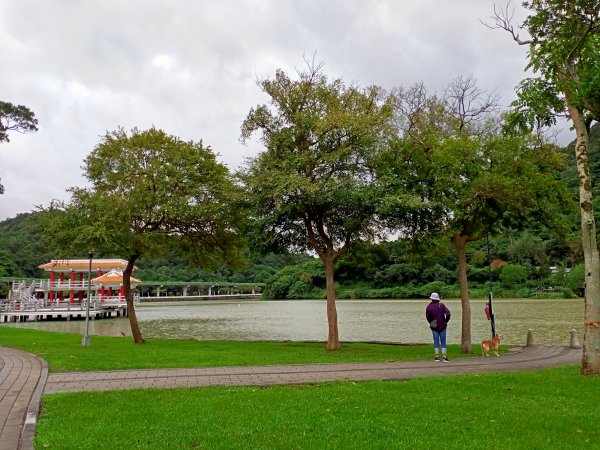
[2,124,600,299]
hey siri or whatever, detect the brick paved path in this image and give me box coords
[0,345,583,449]
[0,348,47,450]
[44,346,582,393]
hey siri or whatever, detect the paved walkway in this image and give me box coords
[1,345,582,449]
[0,348,47,450]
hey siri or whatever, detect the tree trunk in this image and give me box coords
[568,106,600,375]
[323,255,340,350]
[124,258,145,344]
[452,233,472,353]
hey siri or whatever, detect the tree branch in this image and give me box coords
[482,2,532,45]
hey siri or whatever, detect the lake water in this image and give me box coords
[1,298,585,346]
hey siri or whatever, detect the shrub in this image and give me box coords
[515,287,534,298]
[263,260,325,299]
[468,266,491,283]
[561,288,576,299]
[565,264,585,292]
[500,264,528,287]
[418,281,452,298]
[287,281,309,299]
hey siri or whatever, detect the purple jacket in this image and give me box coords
[425,300,451,331]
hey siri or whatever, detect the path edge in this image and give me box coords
[19,354,48,450]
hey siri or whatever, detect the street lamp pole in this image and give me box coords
[486,235,496,338]
[82,251,92,347]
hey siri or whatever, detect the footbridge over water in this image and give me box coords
[137,281,265,302]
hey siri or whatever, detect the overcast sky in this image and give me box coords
[0,0,570,221]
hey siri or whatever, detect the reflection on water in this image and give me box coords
[1,298,584,346]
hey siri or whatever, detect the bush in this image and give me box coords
[515,287,534,298]
[264,273,295,299]
[263,260,325,299]
[468,266,491,283]
[287,281,309,299]
[418,281,448,297]
[422,264,455,284]
[565,264,585,292]
[500,264,528,287]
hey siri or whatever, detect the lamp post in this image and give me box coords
[486,235,496,338]
[82,251,93,347]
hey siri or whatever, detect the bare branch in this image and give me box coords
[392,83,433,153]
[482,2,532,45]
[444,75,500,132]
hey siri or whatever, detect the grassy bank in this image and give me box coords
[0,327,466,372]
[36,366,598,449]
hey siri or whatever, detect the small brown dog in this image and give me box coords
[481,333,503,356]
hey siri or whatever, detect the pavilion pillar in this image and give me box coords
[49,271,55,303]
[78,273,84,302]
[69,271,75,303]
[59,273,64,301]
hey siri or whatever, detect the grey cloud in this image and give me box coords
[0,0,569,220]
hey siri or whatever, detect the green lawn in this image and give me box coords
[4,327,595,449]
[0,327,465,372]
[36,366,599,449]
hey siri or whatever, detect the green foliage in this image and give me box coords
[0,212,52,277]
[0,100,39,194]
[565,263,585,292]
[40,127,244,271]
[382,76,574,331]
[518,0,600,119]
[263,259,325,299]
[500,263,529,287]
[0,100,38,143]
[562,123,600,241]
[239,64,395,260]
[508,77,564,131]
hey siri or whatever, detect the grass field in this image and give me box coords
[0,327,465,372]
[35,366,599,449]
[2,328,598,449]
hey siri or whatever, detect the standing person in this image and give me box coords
[425,292,451,362]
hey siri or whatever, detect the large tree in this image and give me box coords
[240,64,395,350]
[0,101,38,194]
[385,78,573,353]
[488,0,600,374]
[42,127,243,343]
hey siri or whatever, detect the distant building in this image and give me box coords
[37,259,141,303]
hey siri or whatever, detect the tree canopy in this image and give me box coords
[240,63,396,349]
[489,0,600,374]
[383,77,574,352]
[0,100,38,194]
[42,127,243,343]
[0,101,38,143]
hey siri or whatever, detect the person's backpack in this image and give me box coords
[428,303,443,330]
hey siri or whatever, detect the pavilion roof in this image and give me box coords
[39,259,137,272]
[91,269,141,285]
